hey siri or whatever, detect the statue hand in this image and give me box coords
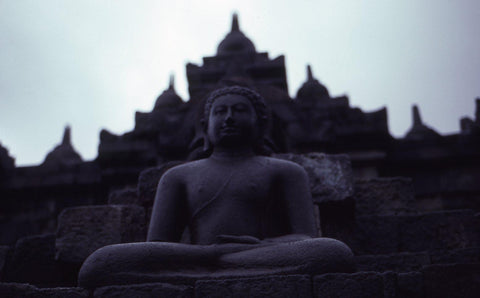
[216,235,262,244]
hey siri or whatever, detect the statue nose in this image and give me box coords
[225,109,234,122]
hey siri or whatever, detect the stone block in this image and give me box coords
[137,161,183,208]
[399,210,480,252]
[94,282,193,298]
[56,205,146,264]
[396,272,423,298]
[354,177,417,216]
[327,210,480,255]
[4,234,61,286]
[0,246,11,281]
[313,272,384,298]
[355,252,430,272]
[422,263,480,298]
[195,275,312,298]
[274,153,354,204]
[339,215,400,255]
[0,283,88,298]
[430,247,480,264]
[108,187,138,205]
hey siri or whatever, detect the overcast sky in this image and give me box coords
[1,0,479,166]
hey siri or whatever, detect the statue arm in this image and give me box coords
[280,163,317,237]
[147,168,188,242]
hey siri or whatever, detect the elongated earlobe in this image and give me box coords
[203,135,212,152]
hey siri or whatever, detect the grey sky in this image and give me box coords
[1,0,479,166]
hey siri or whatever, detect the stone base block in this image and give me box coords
[195,275,312,298]
[314,272,384,298]
[274,153,354,204]
[422,263,480,298]
[108,187,138,205]
[56,205,146,264]
[326,210,480,255]
[0,283,87,298]
[94,282,193,298]
[355,252,430,272]
[354,177,417,216]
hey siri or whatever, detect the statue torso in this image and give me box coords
[178,156,283,244]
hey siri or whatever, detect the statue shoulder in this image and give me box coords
[257,156,307,178]
[161,159,208,183]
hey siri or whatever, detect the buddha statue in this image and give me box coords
[78,86,354,289]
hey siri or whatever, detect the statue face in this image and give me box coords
[207,94,258,147]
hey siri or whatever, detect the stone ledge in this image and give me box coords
[355,252,430,272]
[422,263,480,298]
[325,209,480,255]
[195,275,312,298]
[94,282,193,298]
[0,282,88,298]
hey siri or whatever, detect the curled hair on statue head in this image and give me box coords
[201,86,271,155]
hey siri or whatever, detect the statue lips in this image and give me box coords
[220,124,240,136]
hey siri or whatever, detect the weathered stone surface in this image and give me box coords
[326,210,480,255]
[0,283,88,298]
[0,283,37,298]
[4,234,61,286]
[56,205,146,264]
[422,263,480,298]
[195,275,312,298]
[137,161,183,208]
[108,187,138,205]
[94,282,193,298]
[0,246,10,281]
[335,215,399,255]
[430,247,480,264]
[355,252,430,272]
[274,153,354,203]
[396,272,423,298]
[354,177,417,216]
[399,210,480,252]
[314,272,384,298]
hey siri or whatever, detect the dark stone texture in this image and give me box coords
[0,283,88,298]
[108,187,138,205]
[341,215,400,255]
[4,234,61,286]
[430,247,480,264]
[399,210,480,252]
[195,275,311,298]
[274,152,354,204]
[354,177,417,216]
[326,210,480,255]
[422,263,480,298]
[56,205,146,264]
[94,282,193,298]
[396,272,423,298]
[0,246,10,281]
[314,272,384,298]
[355,252,430,272]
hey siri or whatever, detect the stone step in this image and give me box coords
[323,209,480,255]
[355,247,480,272]
[0,282,87,298]
[56,205,146,265]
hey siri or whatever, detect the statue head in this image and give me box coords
[202,86,269,152]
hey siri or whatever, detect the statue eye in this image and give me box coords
[213,106,227,115]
